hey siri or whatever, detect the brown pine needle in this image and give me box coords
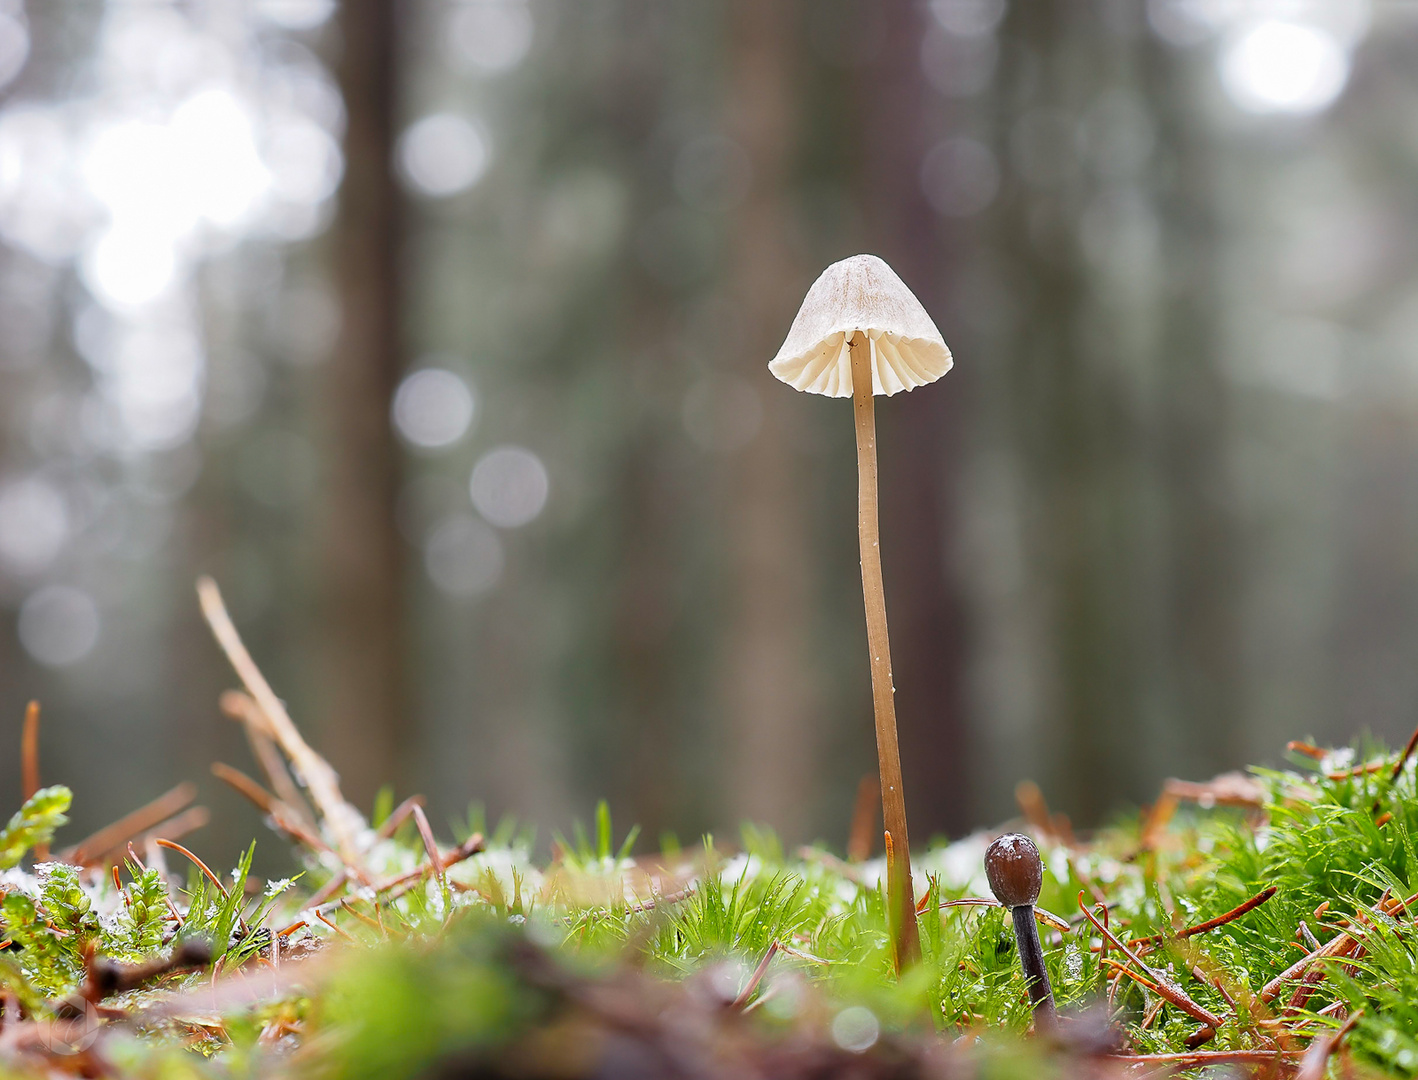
[1106,1050,1301,1067]
[846,774,877,863]
[1078,892,1226,1029]
[1297,1009,1363,1080]
[221,690,316,826]
[339,899,386,936]
[411,804,446,894]
[1101,956,1165,998]
[1261,932,1360,1003]
[1393,721,1418,780]
[733,940,780,1009]
[156,838,228,898]
[21,701,46,860]
[314,910,355,942]
[210,763,334,856]
[1131,886,1278,951]
[1287,741,1327,761]
[376,795,428,839]
[21,701,40,801]
[64,782,197,866]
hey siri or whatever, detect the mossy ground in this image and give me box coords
[1,726,1417,1078]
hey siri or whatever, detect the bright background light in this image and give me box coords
[1219,20,1349,115]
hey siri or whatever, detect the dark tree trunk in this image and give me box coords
[320,0,407,808]
[721,0,816,841]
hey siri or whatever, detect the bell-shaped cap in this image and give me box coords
[769,254,952,397]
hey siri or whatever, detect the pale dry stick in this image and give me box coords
[850,332,919,972]
[197,576,364,871]
[221,690,316,826]
[64,782,197,865]
[1077,893,1226,1029]
[625,886,693,914]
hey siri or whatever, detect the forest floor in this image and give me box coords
[1,584,1415,1078]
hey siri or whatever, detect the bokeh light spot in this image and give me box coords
[448,1,534,75]
[397,113,489,198]
[471,446,549,528]
[831,1007,880,1053]
[0,477,68,576]
[18,585,100,667]
[393,368,476,449]
[425,513,504,597]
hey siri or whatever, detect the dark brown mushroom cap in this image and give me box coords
[984,832,1043,909]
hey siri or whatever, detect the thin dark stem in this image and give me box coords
[1012,905,1056,1030]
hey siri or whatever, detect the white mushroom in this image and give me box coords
[769,254,952,398]
[769,254,953,972]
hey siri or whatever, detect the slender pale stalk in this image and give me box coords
[849,331,920,970]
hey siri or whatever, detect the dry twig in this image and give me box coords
[197,576,364,871]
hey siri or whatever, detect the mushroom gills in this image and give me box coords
[768,331,950,398]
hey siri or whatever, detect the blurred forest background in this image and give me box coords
[0,0,1415,870]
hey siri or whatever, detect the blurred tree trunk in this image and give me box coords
[861,0,971,838]
[994,2,1239,823]
[721,0,816,840]
[319,0,406,808]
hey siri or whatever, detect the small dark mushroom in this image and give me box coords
[984,833,1056,1031]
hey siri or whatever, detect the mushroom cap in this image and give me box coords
[769,254,952,398]
[984,833,1043,909]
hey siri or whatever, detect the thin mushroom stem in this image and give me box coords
[849,330,920,971]
[1011,904,1057,1030]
